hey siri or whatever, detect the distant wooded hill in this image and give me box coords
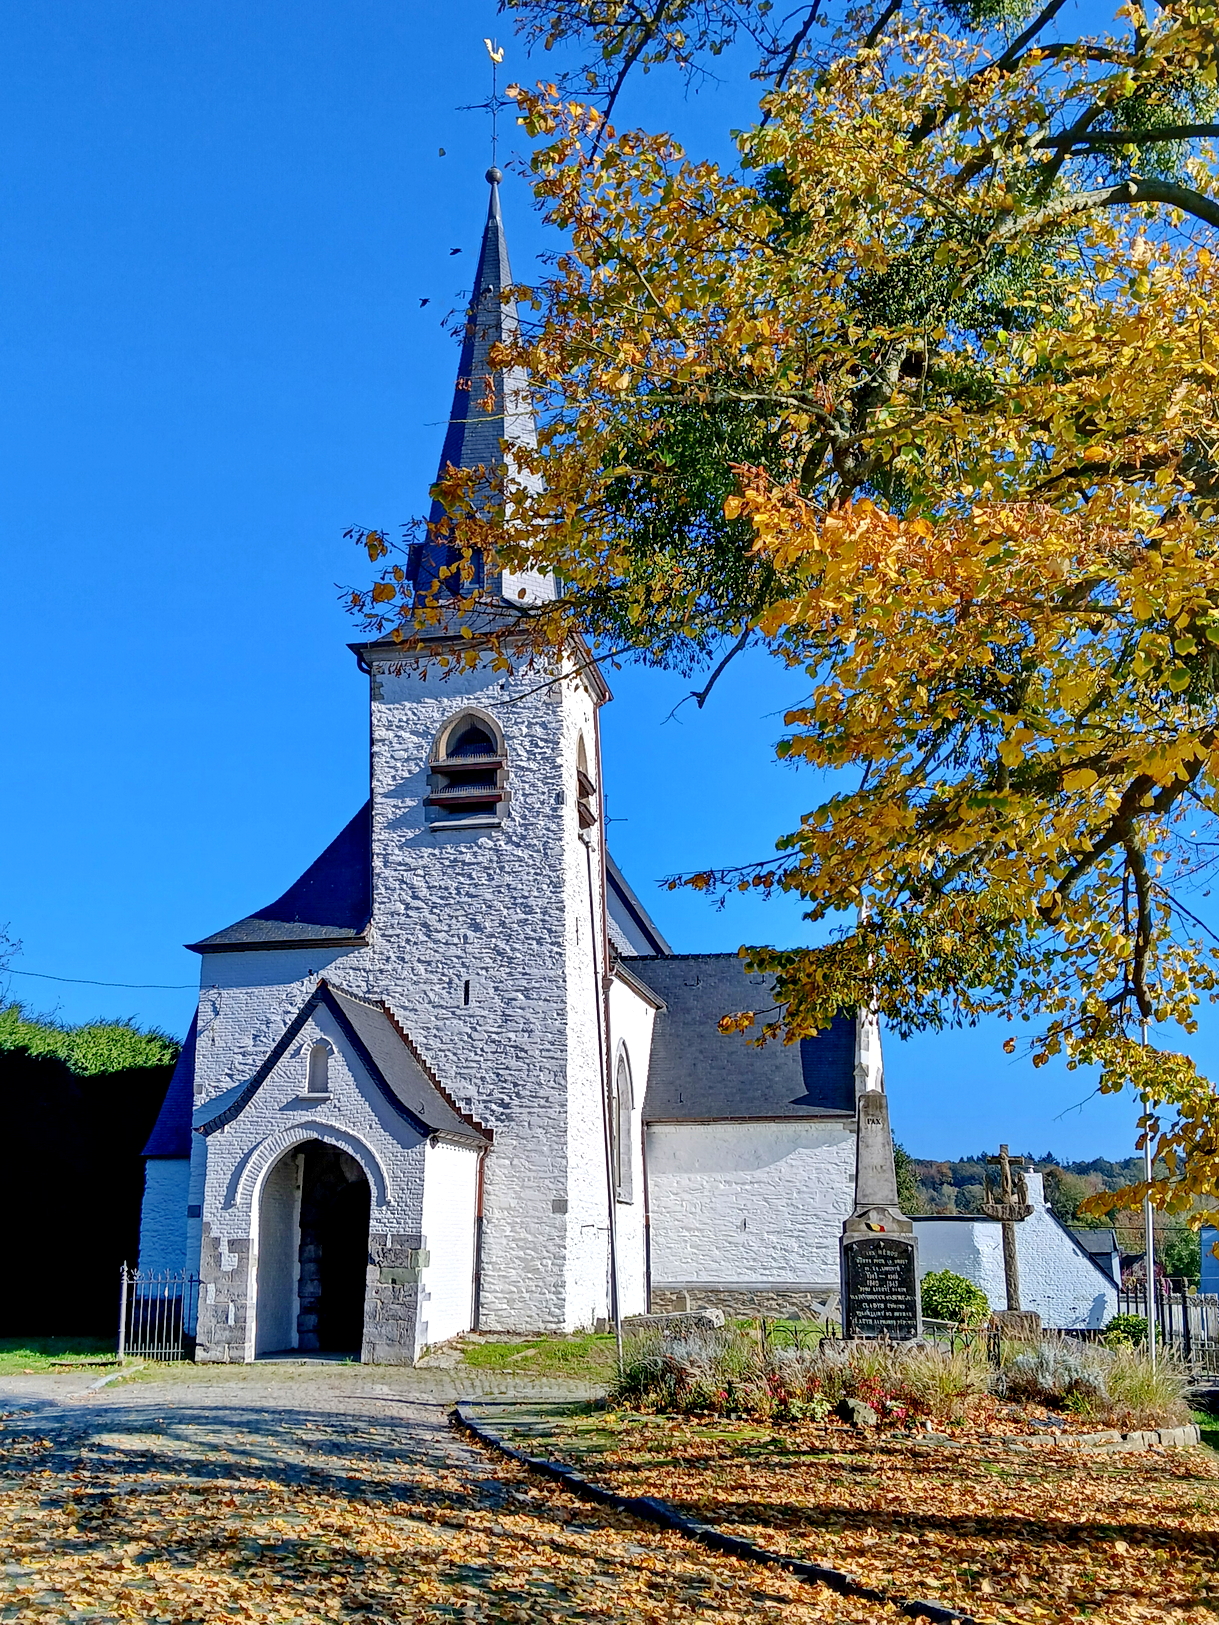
[903,1151,1144,1227]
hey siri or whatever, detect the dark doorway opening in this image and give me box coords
[296,1143,371,1355]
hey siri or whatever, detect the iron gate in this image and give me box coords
[118,1266,200,1361]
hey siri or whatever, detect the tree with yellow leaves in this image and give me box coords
[351,0,1219,1222]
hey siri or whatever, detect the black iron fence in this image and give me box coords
[1118,1288,1219,1373]
[118,1266,200,1362]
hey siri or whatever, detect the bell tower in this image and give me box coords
[348,171,620,1332]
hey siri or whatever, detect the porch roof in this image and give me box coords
[195,980,490,1150]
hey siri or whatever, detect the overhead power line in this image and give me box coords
[3,968,196,991]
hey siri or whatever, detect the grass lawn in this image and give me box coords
[1194,1407,1219,1453]
[477,1405,1219,1624]
[458,1332,618,1379]
[0,1337,117,1373]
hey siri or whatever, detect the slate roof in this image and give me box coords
[1069,1226,1121,1283]
[409,170,537,598]
[142,1011,197,1158]
[623,955,857,1122]
[196,980,490,1149]
[186,803,371,954]
[606,853,672,957]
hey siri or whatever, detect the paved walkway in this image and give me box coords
[0,1364,856,1623]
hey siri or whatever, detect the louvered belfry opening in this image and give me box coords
[427,719,507,823]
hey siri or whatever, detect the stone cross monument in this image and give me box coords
[839,1011,921,1339]
[982,1145,1036,1332]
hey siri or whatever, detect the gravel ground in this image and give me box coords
[0,1363,891,1624]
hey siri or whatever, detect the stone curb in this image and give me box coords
[70,1363,146,1397]
[453,1403,976,1625]
[913,1424,1201,1452]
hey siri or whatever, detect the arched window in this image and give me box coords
[305,1041,332,1097]
[576,736,597,831]
[613,1050,634,1203]
[427,713,507,824]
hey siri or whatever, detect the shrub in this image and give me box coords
[999,1336,1189,1427]
[614,1324,990,1425]
[1101,1343,1191,1427]
[1103,1313,1150,1349]
[920,1269,989,1325]
[1161,1229,1202,1288]
[614,1324,1189,1431]
[1002,1341,1108,1409]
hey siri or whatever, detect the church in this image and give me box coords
[136,169,875,1362]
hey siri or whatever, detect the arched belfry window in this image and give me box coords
[305,1041,332,1098]
[427,712,508,824]
[576,736,597,831]
[613,1049,635,1203]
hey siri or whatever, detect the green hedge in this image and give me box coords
[0,1004,178,1075]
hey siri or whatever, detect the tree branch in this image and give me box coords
[863,0,903,52]
[771,2,823,90]
[593,0,674,153]
[908,0,1069,146]
[664,625,755,722]
[1037,123,1219,148]
[1124,836,1154,1019]
[995,178,1219,236]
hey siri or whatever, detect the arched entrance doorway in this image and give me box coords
[255,1141,371,1357]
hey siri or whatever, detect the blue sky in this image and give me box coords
[0,0,1179,1159]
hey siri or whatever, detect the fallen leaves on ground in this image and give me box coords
[0,1411,907,1624]
[489,1410,1219,1625]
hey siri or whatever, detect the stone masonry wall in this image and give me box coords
[646,1120,856,1292]
[188,650,628,1339]
[194,1004,428,1362]
[650,1287,838,1319]
[137,1159,190,1273]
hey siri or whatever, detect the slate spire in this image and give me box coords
[410,167,538,597]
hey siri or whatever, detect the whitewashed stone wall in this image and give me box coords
[645,1120,857,1293]
[188,648,624,1339]
[193,1003,429,1361]
[419,1140,480,1347]
[608,974,657,1317]
[913,1173,1118,1329]
[137,1160,191,1273]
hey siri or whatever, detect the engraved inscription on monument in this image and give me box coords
[843,1237,919,1339]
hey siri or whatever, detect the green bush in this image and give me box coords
[0,1003,178,1076]
[920,1269,989,1325]
[1161,1229,1202,1288]
[1103,1313,1150,1349]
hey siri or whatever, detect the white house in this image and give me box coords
[137,169,864,1361]
[913,1172,1119,1330]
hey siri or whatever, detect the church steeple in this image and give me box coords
[409,168,538,598]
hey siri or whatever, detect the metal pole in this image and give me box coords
[584,832,623,1369]
[117,1264,129,1363]
[1143,1123,1156,1367]
[1141,1021,1156,1368]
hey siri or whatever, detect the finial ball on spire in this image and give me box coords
[486,166,503,184]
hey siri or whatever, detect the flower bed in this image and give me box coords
[614,1323,1192,1435]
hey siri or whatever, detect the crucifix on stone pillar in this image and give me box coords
[982,1145,1033,1311]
